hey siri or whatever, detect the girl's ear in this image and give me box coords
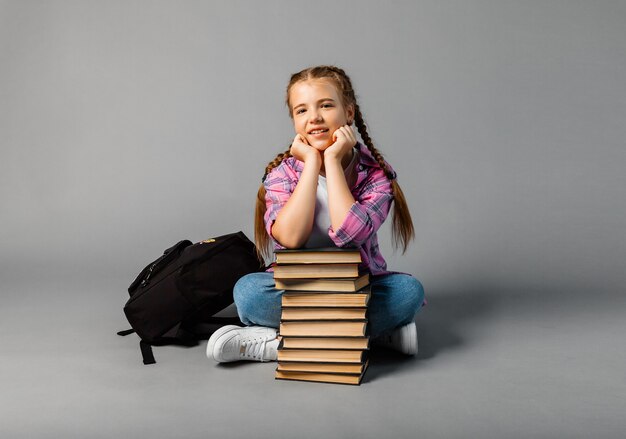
[346,104,355,125]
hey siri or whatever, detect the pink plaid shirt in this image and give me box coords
[263,141,397,275]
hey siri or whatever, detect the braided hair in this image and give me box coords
[254,65,414,262]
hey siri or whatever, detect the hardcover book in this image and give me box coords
[281,289,371,308]
[277,361,367,374]
[275,273,369,292]
[275,360,369,385]
[273,263,360,279]
[277,348,366,363]
[275,247,361,265]
[279,319,368,337]
[279,337,370,350]
[280,307,367,321]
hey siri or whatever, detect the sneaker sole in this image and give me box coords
[398,323,417,355]
[403,322,418,356]
[206,325,242,361]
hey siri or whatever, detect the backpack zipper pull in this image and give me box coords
[141,263,157,287]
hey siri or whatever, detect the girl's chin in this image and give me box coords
[308,138,332,151]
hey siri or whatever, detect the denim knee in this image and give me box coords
[394,275,425,321]
[233,272,264,323]
[407,277,425,315]
[232,272,281,328]
[368,274,425,337]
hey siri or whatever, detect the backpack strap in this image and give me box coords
[117,329,157,364]
[139,340,156,365]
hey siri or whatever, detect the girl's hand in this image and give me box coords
[324,124,357,162]
[290,133,322,166]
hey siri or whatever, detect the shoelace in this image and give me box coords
[240,337,269,361]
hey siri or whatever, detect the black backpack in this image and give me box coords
[117,231,265,364]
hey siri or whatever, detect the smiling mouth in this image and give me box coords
[309,129,329,135]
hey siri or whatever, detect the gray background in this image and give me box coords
[1,1,625,438]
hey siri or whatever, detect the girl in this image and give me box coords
[207,65,425,363]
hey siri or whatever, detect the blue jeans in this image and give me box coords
[233,272,425,338]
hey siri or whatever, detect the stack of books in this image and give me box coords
[273,247,370,385]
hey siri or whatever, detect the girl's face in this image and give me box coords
[289,79,355,151]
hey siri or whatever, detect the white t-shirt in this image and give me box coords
[304,148,359,248]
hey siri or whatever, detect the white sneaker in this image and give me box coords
[206,325,278,363]
[373,322,418,355]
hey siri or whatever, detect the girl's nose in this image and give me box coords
[309,110,322,122]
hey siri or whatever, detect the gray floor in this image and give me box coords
[2,278,625,439]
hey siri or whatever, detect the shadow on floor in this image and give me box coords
[365,288,498,382]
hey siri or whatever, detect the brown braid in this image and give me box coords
[255,145,292,261]
[262,146,293,182]
[353,105,394,180]
[254,65,415,262]
[352,102,415,254]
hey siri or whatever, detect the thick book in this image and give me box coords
[273,263,359,279]
[279,337,370,350]
[277,361,366,374]
[281,289,371,308]
[275,273,369,292]
[275,360,369,385]
[279,319,368,337]
[277,348,366,363]
[280,307,367,321]
[275,247,361,265]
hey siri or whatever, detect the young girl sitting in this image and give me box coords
[207,65,425,363]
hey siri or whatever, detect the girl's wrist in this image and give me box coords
[324,143,352,163]
[323,156,343,171]
[304,149,322,163]
[325,157,343,170]
[304,151,323,168]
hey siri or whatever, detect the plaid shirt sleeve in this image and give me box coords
[263,163,297,250]
[328,167,393,247]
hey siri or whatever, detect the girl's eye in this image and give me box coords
[295,103,332,114]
